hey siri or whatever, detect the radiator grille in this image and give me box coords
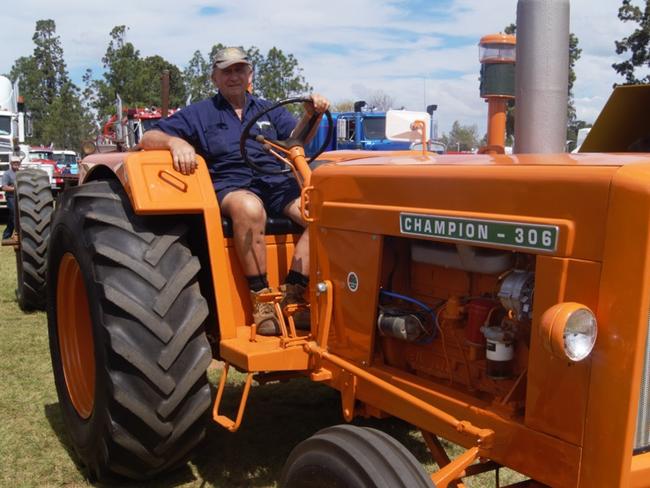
[634,310,650,452]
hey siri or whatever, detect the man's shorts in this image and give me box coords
[216,176,301,217]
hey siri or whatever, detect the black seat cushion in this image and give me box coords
[221,216,304,238]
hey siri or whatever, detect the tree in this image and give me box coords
[254,47,311,101]
[91,25,143,117]
[10,19,92,149]
[367,90,395,111]
[613,0,650,84]
[332,100,355,112]
[91,26,187,118]
[183,50,212,102]
[444,121,480,152]
[139,55,187,108]
[41,81,94,149]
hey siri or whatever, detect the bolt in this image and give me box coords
[317,282,328,293]
[371,234,378,240]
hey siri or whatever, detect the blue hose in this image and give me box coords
[379,289,434,312]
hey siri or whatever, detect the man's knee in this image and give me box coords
[223,192,266,226]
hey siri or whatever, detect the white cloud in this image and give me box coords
[0,0,638,135]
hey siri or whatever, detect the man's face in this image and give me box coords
[10,161,20,171]
[212,63,252,99]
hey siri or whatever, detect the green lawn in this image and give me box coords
[0,241,524,487]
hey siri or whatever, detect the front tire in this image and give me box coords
[47,180,212,480]
[280,424,434,488]
[15,168,53,310]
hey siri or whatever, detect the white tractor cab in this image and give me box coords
[385,110,441,153]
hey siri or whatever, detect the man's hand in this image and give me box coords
[168,137,198,175]
[303,93,330,116]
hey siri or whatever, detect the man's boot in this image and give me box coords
[280,283,310,330]
[250,287,280,336]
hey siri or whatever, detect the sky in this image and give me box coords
[0,0,639,136]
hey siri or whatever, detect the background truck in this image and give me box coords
[97,96,179,151]
[52,149,79,176]
[0,75,31,208]
[306,101,444,156]
[23,146,62,191]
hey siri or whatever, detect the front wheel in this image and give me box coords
[47,180,212,480]
[15,168,53,310]
[280,424,434,488]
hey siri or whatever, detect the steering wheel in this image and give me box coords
[239,97,333,175]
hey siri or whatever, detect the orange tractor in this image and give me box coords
[10,6,650,488]
[29,84,649,486]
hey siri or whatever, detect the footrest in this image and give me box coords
[220,326,311,372]
[212,364,253,433]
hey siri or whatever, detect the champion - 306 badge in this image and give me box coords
[399,212,559,252]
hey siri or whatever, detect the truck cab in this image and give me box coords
[24,147,61,191]
[306,108,442,157]
[52,149,79,176]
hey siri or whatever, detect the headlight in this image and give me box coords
[540,303,597,362]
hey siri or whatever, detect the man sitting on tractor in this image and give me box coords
[140,46,329,335]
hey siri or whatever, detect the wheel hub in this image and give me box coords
[57,253,95,419]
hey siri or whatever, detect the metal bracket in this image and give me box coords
[212,362,253,432]
[340,370,357,422]
[300,185,316,223]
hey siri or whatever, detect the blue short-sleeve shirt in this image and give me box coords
[153,92,297,193]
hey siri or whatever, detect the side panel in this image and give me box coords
[580,165,650,487]
[314,228,383,364]
[525,257,600,445]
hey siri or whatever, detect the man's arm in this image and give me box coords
[1,174,14,192]
[140,129,199,176]
[291,93,330,144]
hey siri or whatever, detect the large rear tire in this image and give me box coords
[47,179,212,480]
[280,424,434,488]
[15,168,53,310]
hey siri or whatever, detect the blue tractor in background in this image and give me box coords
[306,101,444,157]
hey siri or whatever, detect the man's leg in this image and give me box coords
[221,190,267,276]
[283,197,309,276]
[3,197,15,240]
[280,197,311,329]
[220,189,279,335]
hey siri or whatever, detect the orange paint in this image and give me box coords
[75,138,650,486]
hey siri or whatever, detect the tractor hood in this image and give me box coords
[310,152,650,262]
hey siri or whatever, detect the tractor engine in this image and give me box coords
[378,237,535,412]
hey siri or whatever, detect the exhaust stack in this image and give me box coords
[514,0,570,154]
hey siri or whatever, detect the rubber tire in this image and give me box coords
[47,180,212,480]
[15,168,53,310]
[280,424,434,488]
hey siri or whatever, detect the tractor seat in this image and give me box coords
[221,216,304,238]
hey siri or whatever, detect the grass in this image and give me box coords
[0,223,526,487]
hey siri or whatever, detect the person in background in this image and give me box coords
[140,46,329,335]
[1,154,21,244]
